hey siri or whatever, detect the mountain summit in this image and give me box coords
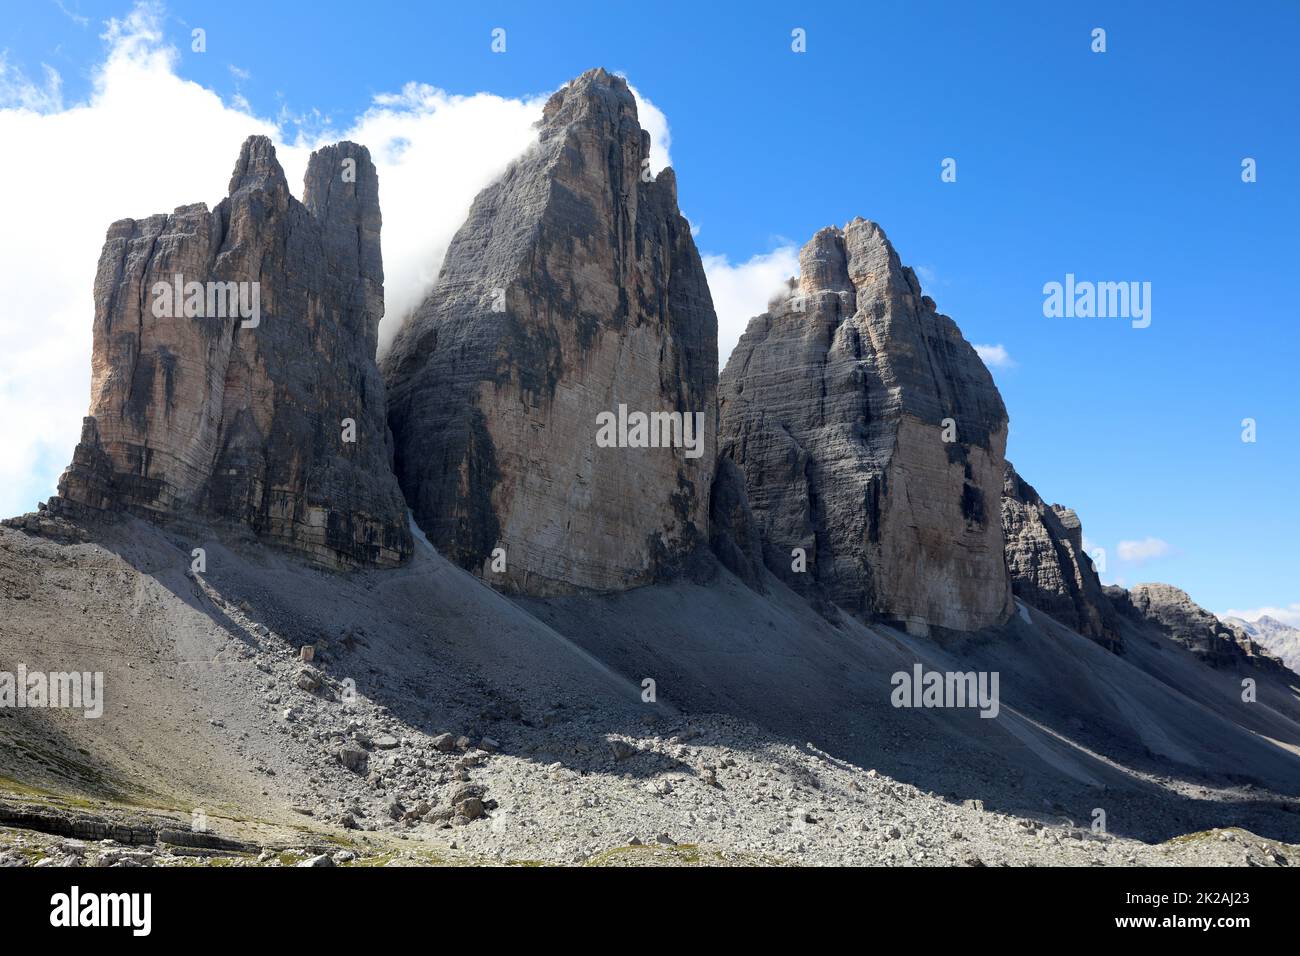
[718,219,1013,634]
[383,68,717,594]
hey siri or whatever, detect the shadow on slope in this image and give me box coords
[7,518,1300,845]
[522,569,1300,843]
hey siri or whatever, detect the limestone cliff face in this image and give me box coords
[1107,583,1290,674]
[718,220,1013,634]
[382,68,718,595]
[1002,462,1120,649]
[54,136,411,568]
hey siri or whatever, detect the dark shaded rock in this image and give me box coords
[1002,461,1120,650]
[382,68,717,595]
[55,135,411,568]
[708,457,766,591]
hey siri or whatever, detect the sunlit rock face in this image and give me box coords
[55,136,412,568]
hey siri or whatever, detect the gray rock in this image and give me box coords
[609,738,637,761]
[719,219,1013,633]
[337,744,368,773]
[448,782,485,806]
[1225,616,1300,676]
[708,457,766,590]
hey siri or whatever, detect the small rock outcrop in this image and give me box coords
[51,136,411,567]
[1108,583,1289,673]
[1002,462,1120,649]
[383,68,717,595]
[718,219,1013,634]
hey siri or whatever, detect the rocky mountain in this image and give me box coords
[1002,462,1120,650]
[6,65,1300,874]
[1225,615,1300,676]
[1107,583,1290,674]
[717,220,1013,635]
[382,68,717,596]
[45,136,411,568]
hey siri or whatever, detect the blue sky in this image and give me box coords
[2,0,1297,621]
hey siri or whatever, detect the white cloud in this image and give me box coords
[1221,604,1300,629]
[702,247,800,367]
[1117,537,1173,564]
[53,0,91,28]
[0,54,64,111]
[336,82,545,346]
[915,264,942,290]
[0,1,544,518]
[625,82,671,175]
[973,343,1015,369]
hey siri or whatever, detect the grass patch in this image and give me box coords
[1164,828,1235,847]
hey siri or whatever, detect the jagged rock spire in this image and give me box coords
[54,135,411,568]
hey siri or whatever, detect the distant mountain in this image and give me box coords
[1226,615,1300,676]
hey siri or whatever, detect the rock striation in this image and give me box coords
[1001,462,1120,649]
[51,136,411,568]
[718,219,1013,634]
[1108,583,1289,673]
[382,68,717,595]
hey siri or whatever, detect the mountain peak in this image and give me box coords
[382,66,716,594]
[227,134,289,197]
[52,136,410,567]
[720,219,1012,633]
